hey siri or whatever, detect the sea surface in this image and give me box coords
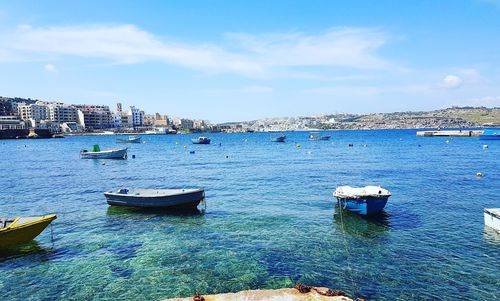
[1,130,499,300]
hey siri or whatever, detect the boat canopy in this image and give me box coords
[93,144,101,152]
[334,186,391,198]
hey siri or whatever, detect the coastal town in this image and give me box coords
[1,96,499,138]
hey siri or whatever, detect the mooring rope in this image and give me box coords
[337,199,359,296]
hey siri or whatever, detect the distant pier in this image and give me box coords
[416,130,483,137]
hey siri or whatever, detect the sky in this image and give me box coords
[0,0,499,122]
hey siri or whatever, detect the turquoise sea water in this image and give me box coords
[1,130,499,300]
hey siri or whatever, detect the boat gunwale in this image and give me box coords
[104,188,205,199]
[80,148,128,154]
[0,214,57,232]
[484,208,500,219]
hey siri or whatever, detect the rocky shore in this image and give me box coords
[163,287,354,301]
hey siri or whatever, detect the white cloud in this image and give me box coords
[440,75,463,89]
[44,63,56,72]
[0,24,391,77]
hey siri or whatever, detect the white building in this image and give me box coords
[17,104,49,122]
[129,106,144,128]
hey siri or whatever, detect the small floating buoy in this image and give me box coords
[219,142,222,146]
[296,143,301,148]
[225,155,229,159]
[348,144,353,147]
[132,155,136,159]
[418,144,422,147]
[363,144,368,147]
[184,145,187,148]
[445,140,449,144]
[189,150,195,154]
[102,162,106,165]
[483,144,488,149]
[476,172,485,177]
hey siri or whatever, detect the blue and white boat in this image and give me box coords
[333,186,391,216]
[271,135,286,142]
[191,137,211,144]
[479,129,500,140]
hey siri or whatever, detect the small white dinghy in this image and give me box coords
[104,188,205,209]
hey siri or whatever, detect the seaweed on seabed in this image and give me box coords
[294,283,347,297]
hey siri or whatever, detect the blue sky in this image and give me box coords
[0,0,499,122]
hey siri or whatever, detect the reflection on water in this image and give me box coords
[483,227,500,245]
[106,205,205,217]
[333,206,390,237]
[0,240,54,262]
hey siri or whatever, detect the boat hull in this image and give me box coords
[191,138,211,144]
[116,137,141,143]
[104,189,205,208]
[271,136,286,142]
[479,135,500,140]
[80,148,128,159]
[0,215,57,248]
[337,197,389,216]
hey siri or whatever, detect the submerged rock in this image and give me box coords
[163,287,353,301]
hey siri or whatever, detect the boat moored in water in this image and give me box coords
[333,186,391,216]
[308,132,331,141]
[479,129,500,140]
[271,135,287,142]
[104,188,205,209]
[0,214,57,248]
[80,144,128,159]
[191,137,211,144]
[116,136,141,143]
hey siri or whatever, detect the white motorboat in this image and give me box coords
[80,144,128,159]
[116,136,141,143]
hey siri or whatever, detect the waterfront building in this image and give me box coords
[180,118,194,130]
[116,102,122,113]
[74,104,113,130]
[0,116,25,130]
[129,106,144,129]
[36,101,80,124]
[144,114,155,126]
[17,104,49,122]
[112,112,122,128]
[153,114,169,127]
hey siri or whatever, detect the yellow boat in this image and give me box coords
[0,214,57,248]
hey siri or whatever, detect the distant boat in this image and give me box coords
[116,136,141,143]
[271,135,286,142]
[191,137,211,144]
[479,129,500,140]
[0,214,57,248]
[104,188,205,209]
[333,186,391,216]
[80,144,128,159]
[308,133,331,141]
